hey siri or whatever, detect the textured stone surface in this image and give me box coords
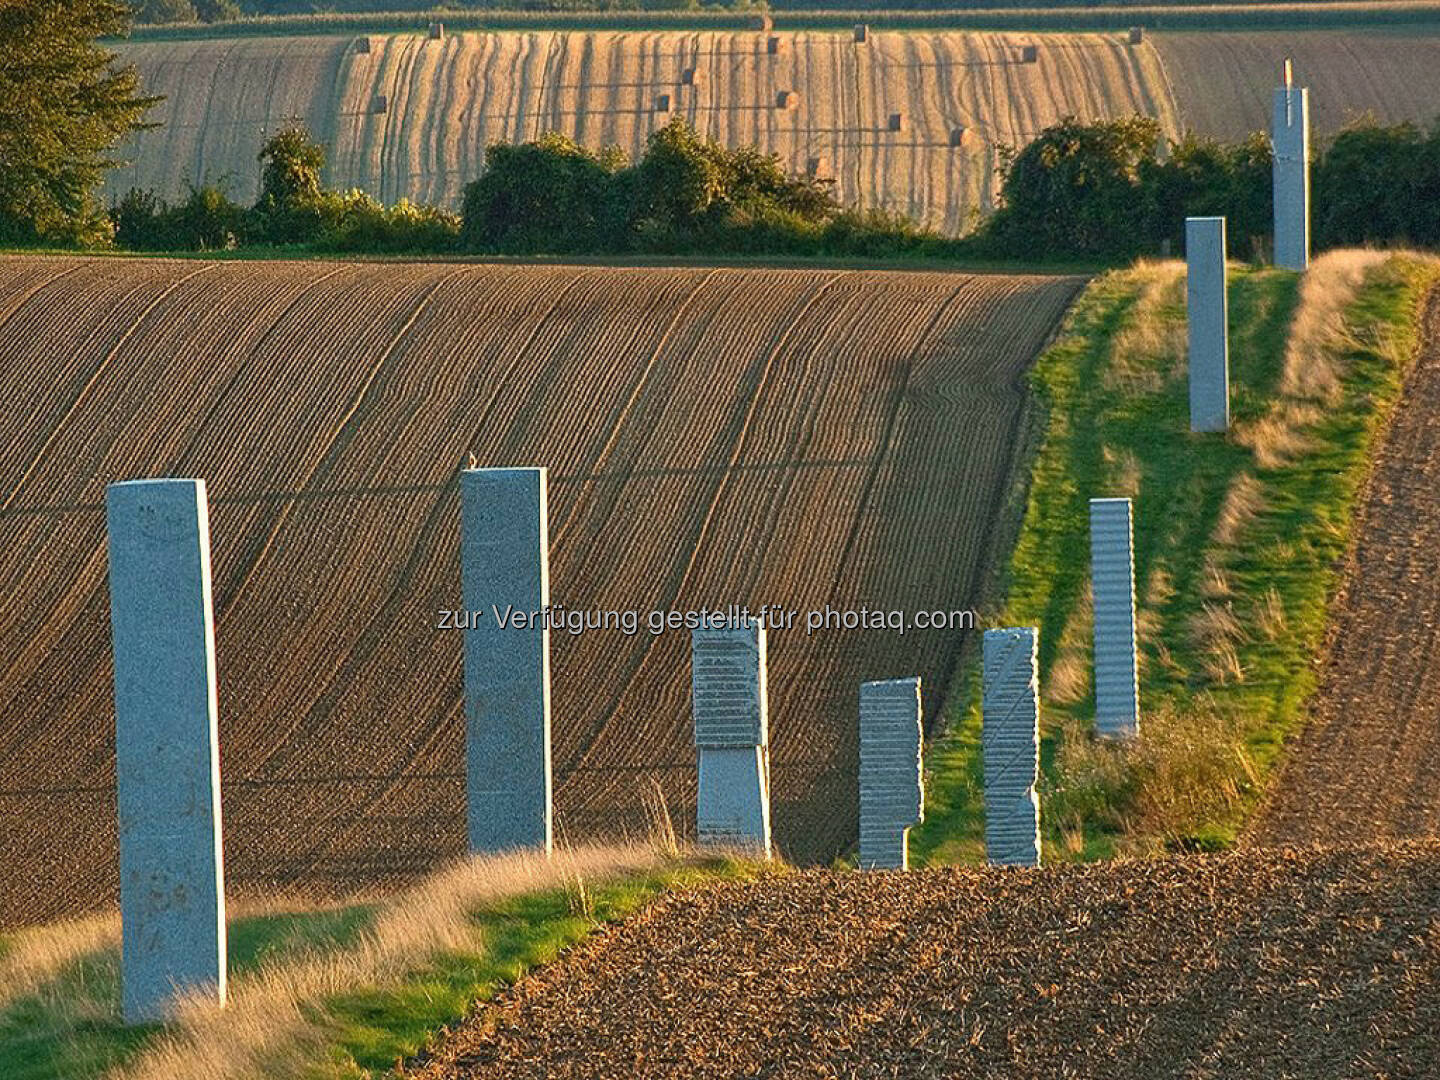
[106,478,226,1024]
[461,468,553,855]
[1090,498,1141,739]
[1186,215,1230,433]
[981,627,1041,867]
[858,677,924,870]
[1273,84,1311,271]
[692,619,771,856]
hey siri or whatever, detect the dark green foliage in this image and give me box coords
[1313,118,1440,250]
[460,134,626,253]
[0,0,160,247]
[313,192,462,252]
[459,118,850,256]
[252,123,330,242]
[1153,132,1273,259]
[110,182,247,249]
[983,115,1163,259]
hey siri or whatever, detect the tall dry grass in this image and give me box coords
[117,843,661,1080]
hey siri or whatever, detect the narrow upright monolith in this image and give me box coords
[461,467,553,855]
[1186,215,1230,433]
[1090,497,1140,738]
[692,618,772,857]
[1272,59,1311,271]
[982,628,1041,867]
[107,478,226,1025]
[858,677,923,870]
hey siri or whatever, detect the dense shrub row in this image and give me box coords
[977,114,1440,259]
[105,113,1440,262]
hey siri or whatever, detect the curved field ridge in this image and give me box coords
[109,29,1181,232]
[1251,292,1440,846]
[412,846,1440,1078]
[108,29,1440,234]
[0,256,1080,928]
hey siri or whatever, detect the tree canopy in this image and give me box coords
[0,0,158,246]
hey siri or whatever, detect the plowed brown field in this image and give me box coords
[412,846,1440,1079]
[1251,291,1440,847]
[107,29,1440,233]
[0,256,1080,928]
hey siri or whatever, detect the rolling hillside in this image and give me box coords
[0,256,1080,928]
[105,28,1440,233]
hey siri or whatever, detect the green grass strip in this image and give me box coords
[912,254,1439,866]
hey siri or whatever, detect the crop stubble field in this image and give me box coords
[107,28,1440,232]
[0,256,1079,928]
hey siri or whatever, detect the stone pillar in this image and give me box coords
[461,467,553,855]
[981,627,1041,867]
[1272,61,1311,271]
[1186,215,1230,433]
[691,618,772,857]
[1090,497,1141,738]
[858,677,923,870]
[106,478,226,1024]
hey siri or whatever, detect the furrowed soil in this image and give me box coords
[1250,292,1440,846]
[411,845,1440,1079]
[0,256,1080,928]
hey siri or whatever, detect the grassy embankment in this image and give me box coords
[912,250,1440,865]
[0,845,764,1080]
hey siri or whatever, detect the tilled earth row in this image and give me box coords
[413,845,1440,1079]
[1250,291,1440,847]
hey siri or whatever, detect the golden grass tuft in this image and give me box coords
[1211,471,1267,547]
[1255,585,1288,641]
[1281,249,1391,403]
[1105,261,1186,393]
[114,843,663,1080]
[1101,445,1143,498]
[1045,582,1093,707]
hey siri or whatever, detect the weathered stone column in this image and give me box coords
[691,618,772,857]
[982,627,1041,867]
[858,677,924,870]
[461,467,553,855]
[1273,59,1311,272]
[1186,215,1230,433]
[106,478,226,1024]
[1090,497,1141,738]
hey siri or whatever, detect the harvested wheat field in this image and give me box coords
[108,29,1182,232]
[411,845,1440,1079]
[107,29,1440,233]
[1251,291,1440,847]
[0,256,1080,928]
[1153,29,1440,139]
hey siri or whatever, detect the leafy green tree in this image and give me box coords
[193,0,241,20]
[252,123,330,242]
[1154,132,1272,258]
[984,115,1164,259]
[0,0,160,246]
[461,134,627,253]
[135,0,197,23]
[1314,119,1440,249]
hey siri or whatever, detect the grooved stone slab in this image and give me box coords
[1090,497,1141,738]
[461,468,553,855]
[1186,216,1230,433]
[1273,85,1311,272]
[106,478,226,1024]
[859,677,924,870]
[692,620,771,856]
[982,627,1041,868]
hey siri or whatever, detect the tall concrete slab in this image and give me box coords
[1186,216,1230,433]
[461,467,553,855]
[1090,497,1141,738]
[858,677,924,870]
[981,627,1041,867]
[1272,61,1311,272]
[692,618,772,856]
[106,478,226,1024]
